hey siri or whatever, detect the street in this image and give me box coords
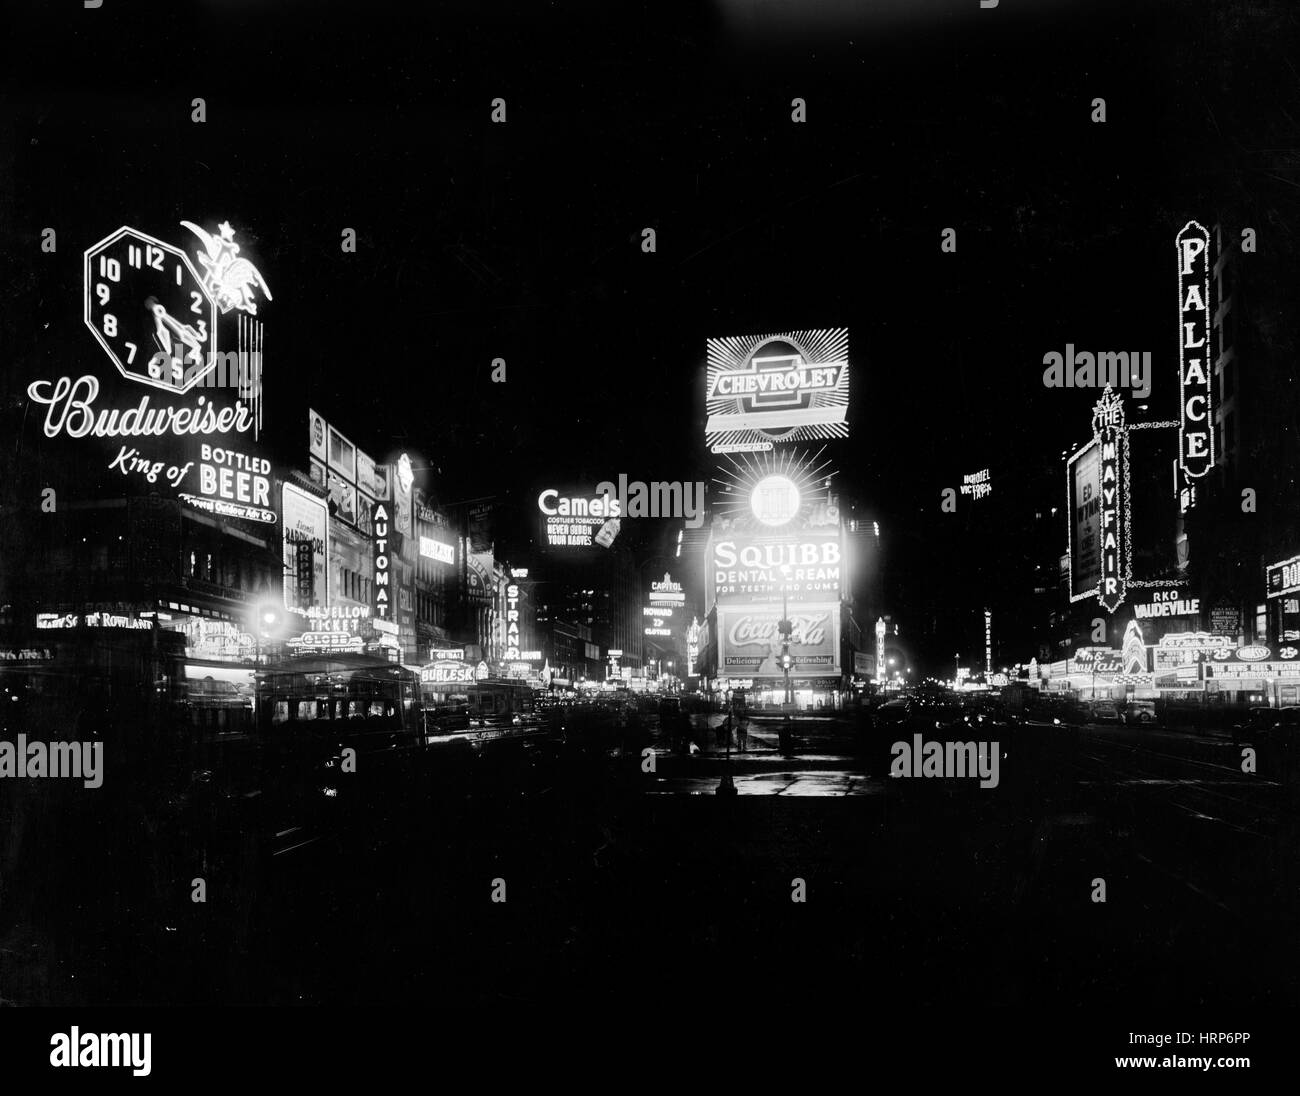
[4,710,1293,1009]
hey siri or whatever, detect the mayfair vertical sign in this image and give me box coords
[1177,221,1213,481]
[1094,388,1127,612]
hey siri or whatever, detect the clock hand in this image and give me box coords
[147,297,204,352]
[146,297,173,358]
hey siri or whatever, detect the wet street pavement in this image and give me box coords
[2,711,1296,1009]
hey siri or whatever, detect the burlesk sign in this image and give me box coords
[718,602,840,677]
[27,219,274,522]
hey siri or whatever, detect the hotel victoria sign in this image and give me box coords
[28,219,274,523]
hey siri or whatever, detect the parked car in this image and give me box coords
[1089,700,1122,723]
[1234,706,1280,745]
[874,698,911,726]
[1122,700,1157,726]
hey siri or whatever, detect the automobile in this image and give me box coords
[874,698,911,726]
[1121,700,1157,726]
[1233,706,1279,744]
[1089,700,1122,723]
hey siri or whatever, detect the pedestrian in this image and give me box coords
[737,712,748,752]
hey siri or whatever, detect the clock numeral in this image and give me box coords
[98,255,121,282]
[146,246,164,271]
[172,357,184,383]
[194,320,207,341]
[124,341,137,364]
[191,291,204,314]
[175,264,183,286]
[96,282,110,305]
[102,314,117,338]
[148,354,164,380]
[127,245,142,269]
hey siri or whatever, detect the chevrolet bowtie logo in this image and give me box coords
[709,355,844,407]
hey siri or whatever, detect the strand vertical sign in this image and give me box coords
[1177,220,1213,482]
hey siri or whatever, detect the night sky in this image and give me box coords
[4,0,1297,670]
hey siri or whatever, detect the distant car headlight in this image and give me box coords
[321,785,338,798]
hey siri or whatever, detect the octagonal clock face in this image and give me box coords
[84,226,218,394]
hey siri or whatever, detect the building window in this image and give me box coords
[1221,358,1234,401]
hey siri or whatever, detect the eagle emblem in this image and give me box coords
[180,220,272,315]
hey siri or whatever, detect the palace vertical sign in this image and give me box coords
[1095,388,1127,612]
[1177,221,1213,482]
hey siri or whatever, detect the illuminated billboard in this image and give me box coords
[307,408,386,530]
[705,329,849,454]
[282,481,329,610]
[1068,440,1102,601]
[718,602,840,677]
[712,529,842,604]
[1067,387,1185,613]
[27,218,275,522]
[1266,556,1300,600]
[537,488,621,549]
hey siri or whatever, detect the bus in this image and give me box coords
[465,676,540,728]
[256,653,421,754]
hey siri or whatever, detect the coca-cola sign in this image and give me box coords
[719,602,839,677]
[728,612,829,649]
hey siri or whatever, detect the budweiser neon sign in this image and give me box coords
[26,375,253,439]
